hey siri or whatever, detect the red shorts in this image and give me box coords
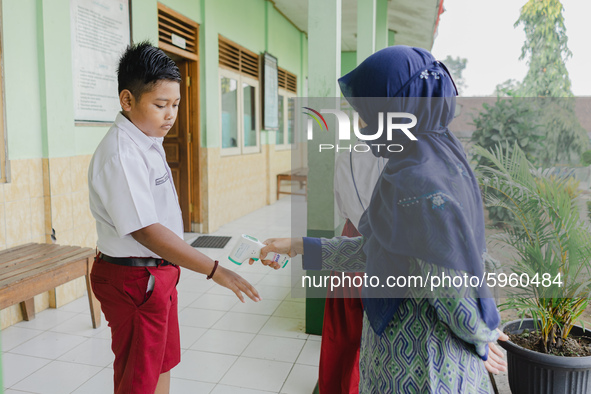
[90,254,181,394]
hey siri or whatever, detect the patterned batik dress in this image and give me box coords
[307,236,499,394]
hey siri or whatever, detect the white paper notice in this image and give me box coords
[70,0,130,122]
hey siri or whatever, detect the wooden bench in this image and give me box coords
[277,167,308,200]
[0,243,101,328]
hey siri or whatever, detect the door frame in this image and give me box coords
[157,2,201,228]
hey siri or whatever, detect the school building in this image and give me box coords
[0,0,443,355]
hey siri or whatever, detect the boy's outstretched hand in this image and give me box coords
[248,237,303,269]
[212,265,261,303]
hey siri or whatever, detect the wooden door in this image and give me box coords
[164,61,192,231]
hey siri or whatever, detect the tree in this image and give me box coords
[515,0,572,97]
[441,55,467,95]
[513,0,588,165]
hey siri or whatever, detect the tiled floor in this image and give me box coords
[1,196,321,394]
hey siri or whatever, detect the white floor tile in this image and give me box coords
[258,274,293,288]
[1,326,43,352]
[1,353,51,388]
[57,297,91,314]
[296,340,321,366]
[252,284,291,300]
[230,299,281,316]
[220,356,292,392]
[176,277,214,294]
[211,384,275,394]
[177,290,203,310]
[15,309,78,331]
[71,367,113,394]
[190,329,254,356]
[273,301,306,319]
[260,317,308,339]
[178,267,199,281]
[57,337,114,367]
[171,378,215,394]
[50,314,107,337]
[172,350,236,383]
[280,364,319,394]
[179,325,208,349]
[307,334,322,341]
[9,331,87,360]
[179,308,225,328]
[189,293,239,312]
[93,326,112,340]
[235,272,267,286]
[11,360,102,394]
[242,335,305,363]
[212,312,269,334]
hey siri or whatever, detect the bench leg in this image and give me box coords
[85,258,102,328]
[20,298,35,321]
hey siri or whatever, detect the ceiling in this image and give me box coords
[272,0,442,51]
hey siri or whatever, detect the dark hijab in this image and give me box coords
[338,46,500,335]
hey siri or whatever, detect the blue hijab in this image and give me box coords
[338,46,500,335]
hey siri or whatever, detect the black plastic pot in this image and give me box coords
[499,319,591,394]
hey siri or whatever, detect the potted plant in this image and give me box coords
[474,143,591,394]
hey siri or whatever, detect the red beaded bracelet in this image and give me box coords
[207,260,219,280]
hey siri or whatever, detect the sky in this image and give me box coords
[431,0,591,97]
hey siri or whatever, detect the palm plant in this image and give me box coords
[475,142,591,353]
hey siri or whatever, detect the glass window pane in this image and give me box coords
[276,94,284,145]
[243,83,257,147]
[287,97,295,145]
[220,76,238,148]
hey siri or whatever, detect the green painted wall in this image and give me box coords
[1,0,306,160]
[2,0,43,160]
[0,331,3,394]
[389,29,396,46]
[160,0,201,24]
[341,51,357,76]
[268,6,301,75]
[199,0,307,148]
[131,0,158,43]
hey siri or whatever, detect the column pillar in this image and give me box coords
[375,0,388,51]
[356,0,375,65]
[305,0,342,335]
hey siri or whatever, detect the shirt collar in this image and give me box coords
[115,112,162,151]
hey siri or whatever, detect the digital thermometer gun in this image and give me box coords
[228,234,290,268]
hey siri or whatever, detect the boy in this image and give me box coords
[88,42,261,394]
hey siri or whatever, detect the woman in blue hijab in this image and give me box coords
[257,46,507,393]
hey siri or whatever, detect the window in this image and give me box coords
[218,36,260,155]
[275,67,297,149]
[275,90,295,148]
[219,69,260,155]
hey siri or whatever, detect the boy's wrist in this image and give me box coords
[206,260,219,280]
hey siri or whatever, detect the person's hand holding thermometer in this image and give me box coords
[247,237,304,269]
[229,234,292,269]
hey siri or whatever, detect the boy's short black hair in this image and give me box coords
[117,41,181,99]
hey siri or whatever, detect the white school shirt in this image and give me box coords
[88,112,184,258]
[334,150,386,229]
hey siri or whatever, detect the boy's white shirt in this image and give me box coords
[334,150,386,229]
[88,112,184,258]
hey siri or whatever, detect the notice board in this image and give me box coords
[263,52,279,130]
[70,0,131,123]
